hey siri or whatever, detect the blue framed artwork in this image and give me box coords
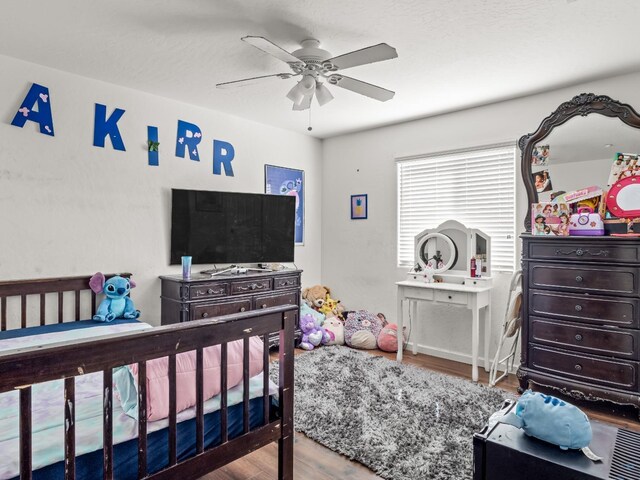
[351,194,368,220]
[265,164,304,245]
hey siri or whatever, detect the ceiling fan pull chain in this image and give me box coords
[308,104,313,132]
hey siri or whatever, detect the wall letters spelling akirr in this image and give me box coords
[10,82,236,177]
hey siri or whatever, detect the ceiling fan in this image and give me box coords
[216,36,398,110]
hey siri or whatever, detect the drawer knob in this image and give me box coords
[574,364,582,372]
[448,295,452,300]
[575,333,583,342]
[261,304,268,309]
[575,305,583,312]
[202,312,209,318]
[240,307,246,312]
[575,276,583,283]
[576,249,584,256]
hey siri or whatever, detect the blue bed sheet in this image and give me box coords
[13,396,274,480]
[0,318,141,340]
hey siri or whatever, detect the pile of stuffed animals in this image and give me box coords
[299,285,406,352]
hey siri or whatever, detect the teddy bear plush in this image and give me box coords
[89,272,140,322]
[299,313,331,351]
[344,310,385,349]
[322,316,345,345]
[302,285,330,310]
[300,303,325,326]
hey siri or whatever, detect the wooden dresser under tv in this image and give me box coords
[518,235,640,416]
[160,269,301,347]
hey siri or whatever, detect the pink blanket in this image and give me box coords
[129,337,264,421]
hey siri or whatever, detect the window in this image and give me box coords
[397,143,516,272]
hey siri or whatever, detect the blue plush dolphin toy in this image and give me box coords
[499,390,601,460]
[89,272,140,322]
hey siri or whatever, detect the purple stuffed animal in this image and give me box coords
[299,313,330,351]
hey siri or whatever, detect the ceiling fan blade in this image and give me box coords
[216,73,293,88]
[327,74,395,102]
[241,36,303,65]
[324,43,397,71]
[292,93,313,111]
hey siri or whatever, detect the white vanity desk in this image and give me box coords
[396,279,492,382]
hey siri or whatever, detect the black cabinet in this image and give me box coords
[160,270,301,347]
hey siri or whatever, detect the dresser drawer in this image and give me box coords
[254,292,298,309]
[528,241,640,264]
[530,317,638,359]
[530,264,637,296]
[530,345,638,391]
[274,276,299,290]
[189,282,229,300]
[434,290,468,305]
[529,290,638,328]
[191,299,252,320]
[230,278,272,295]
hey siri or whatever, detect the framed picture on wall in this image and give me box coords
[351,194,368,220]
[265,164,304,245]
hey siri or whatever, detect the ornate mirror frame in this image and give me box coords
[519,93,640,232]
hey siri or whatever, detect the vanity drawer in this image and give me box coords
[530,263,637,296]
[434,290,468,305]
[528,241,640,264]
[190,282,229,300]
[191,299,252,320]
[529,290,638,328]
[274,276,299,290]
[530,316,638,359]
[529,345,638,391]
[230,278,272,295]
[255,292,298,309]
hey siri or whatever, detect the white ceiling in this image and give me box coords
[1,0,640,138]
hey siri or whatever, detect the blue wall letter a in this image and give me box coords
[93,103,126,151]
[175,120,202,161]
[11,83,55,136]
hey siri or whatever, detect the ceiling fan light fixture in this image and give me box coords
[315,82,334,106]
[286,75,316,105]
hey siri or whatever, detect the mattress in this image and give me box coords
[0,319,278,480]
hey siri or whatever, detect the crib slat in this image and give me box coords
[196,347,204,454]
[91,291,97,317]
[74,290,81,321]
[168,354,177,466]
[263,334,270,426]
[1,297,6,331]
[137,362,148,479]
[220,342,228,443]
[103,369,113,479]
[243,337,250,434]
[21,295,27,329]
[64,377,76,480]
[58,291,64,324]
[40,293,46,326]
[20,387,32,480]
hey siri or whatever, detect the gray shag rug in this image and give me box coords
[271,346,513,480]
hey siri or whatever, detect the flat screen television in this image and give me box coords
[170,189,295,265]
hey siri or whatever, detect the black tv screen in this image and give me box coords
[170,189,295,265]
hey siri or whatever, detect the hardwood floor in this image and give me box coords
[201,348,640,479]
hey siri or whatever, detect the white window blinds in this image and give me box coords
[397,143,516,272]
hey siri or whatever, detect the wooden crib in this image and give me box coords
[0,274,295,480]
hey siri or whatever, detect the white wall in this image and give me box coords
[0,54,322,326]
[321,70,640,367]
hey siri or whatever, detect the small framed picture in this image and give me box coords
[351,194,368,220]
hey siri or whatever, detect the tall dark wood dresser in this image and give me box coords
[518,235,640,415]
[160,270,301,347]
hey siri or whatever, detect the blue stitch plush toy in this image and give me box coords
[89,272,140,322]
